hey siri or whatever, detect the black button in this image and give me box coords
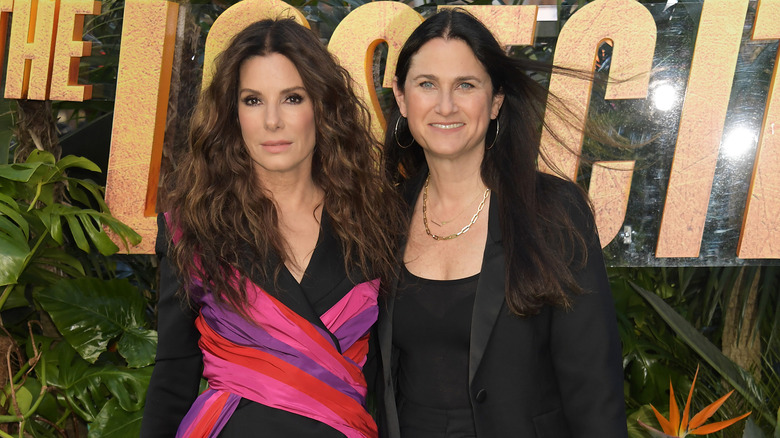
[475,389,487,403]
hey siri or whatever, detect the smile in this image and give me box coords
[431,123,464,129]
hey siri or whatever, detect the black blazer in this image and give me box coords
[376,174,627,438]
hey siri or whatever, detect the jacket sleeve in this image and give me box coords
[551,188,628,438]
[140,214,203,437]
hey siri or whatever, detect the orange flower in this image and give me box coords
[638,366,751,437]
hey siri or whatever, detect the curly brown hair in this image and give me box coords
[165,18,404,313]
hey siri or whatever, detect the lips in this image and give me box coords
[260,140,292,153]
[261,140,291,146]
[430,123,465,129]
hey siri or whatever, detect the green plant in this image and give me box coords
[639,365,751,437]
[611,267,779,438]
[0,150,154,437]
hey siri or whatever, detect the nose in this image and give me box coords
[435,90,458,116]
[264,103,283,130]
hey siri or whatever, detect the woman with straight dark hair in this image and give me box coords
[141,18,402,438]
[378,9,627,438]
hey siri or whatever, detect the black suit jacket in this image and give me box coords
[376,173,627,438]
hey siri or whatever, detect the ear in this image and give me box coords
[392,77,408,117]
[491,90,505,119]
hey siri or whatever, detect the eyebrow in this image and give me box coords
[412,74,482,83]
[238,85,307,95]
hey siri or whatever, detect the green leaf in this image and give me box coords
[0,214,28,246]
[0,193,29,238]
[37,341,100,421]
[25,150,56,165]
[630,282,774,424]
[65,212,90,252]
[0,384,33,416]
[1,283,30,310]
[0,233,30,287]
[98,365,153,412]
[56,155,101,173]
[68,178,108,211]
[78,212,120,255]
[741,418,766,438]
[39,204,63,244]
[35,278,148,363]
[117,327,157,368]
[36,205,139,255]
[0,162,45,182]
[40,341,153,422]
[34,248,86,278]
[629,405,661,438]
[99,214,142,249]
[88,398,144,438]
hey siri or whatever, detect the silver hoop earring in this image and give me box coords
[394,117,414,149]
[486,118,500,150]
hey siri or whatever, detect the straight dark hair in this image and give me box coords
[385,9,592,316]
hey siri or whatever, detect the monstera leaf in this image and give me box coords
[36,277,157,367]
[0,151,141,292]
[88,398,144,438]
[39,340,153,422]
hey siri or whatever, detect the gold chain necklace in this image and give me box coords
[429,189,483,227]
[422,174,490,241]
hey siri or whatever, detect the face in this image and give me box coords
[237,53,316,181]
[393,38,504,162]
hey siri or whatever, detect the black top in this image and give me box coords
[140,213,362,438]
[376,169,628,438]
[392,265,478,409]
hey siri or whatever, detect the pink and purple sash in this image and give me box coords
[174,275,379,438]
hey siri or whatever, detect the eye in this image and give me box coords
[242,96,261,106]
[285,93,305,104]
[458,82,475,90]
[419,81,434,89]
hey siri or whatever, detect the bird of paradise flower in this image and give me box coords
[638,365,751,437]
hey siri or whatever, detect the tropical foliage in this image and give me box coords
[638,365,751,437]
[0,151,153,437]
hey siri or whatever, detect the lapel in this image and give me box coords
[468,193,506,385]
[377,293,399,438]
[381,168,507,386]
[247,211,344,352]
[377,171,426,438]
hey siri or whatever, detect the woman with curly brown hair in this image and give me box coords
[140,18,402,438]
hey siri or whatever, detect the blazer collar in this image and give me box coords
[380,169,507,386]
[469,193,506,384]
[246,210,344,352]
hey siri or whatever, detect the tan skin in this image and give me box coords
[393,38,504,280]
[237,53,323,283]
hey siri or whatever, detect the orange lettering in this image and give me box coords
[328,1,422,140]
[0,0,13,90]
[48,0,100,101]
[4,0,59,99]
[656,0,749,257]
[202,0,306,90]
[738,0,780,258]
[539,0,655,246]
[105,0,178,253]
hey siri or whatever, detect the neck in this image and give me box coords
[261,173,323,218]
[425,160,486,206]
